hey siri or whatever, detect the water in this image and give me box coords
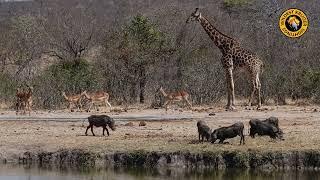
[0,164,320,180]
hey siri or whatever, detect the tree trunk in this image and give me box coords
[176,56,183,88]
[129,81,137,103]
[129,68,138,103]
[139,65,146,104]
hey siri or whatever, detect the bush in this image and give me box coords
[297,69,320,102]
[33,59,102,109]
[0,73,17,107]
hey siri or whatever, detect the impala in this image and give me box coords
[157,86,192,111]
[61,91,86,112]
[83,91,112,112]
[16,86,33,115]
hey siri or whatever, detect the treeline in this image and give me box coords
[0,0,319,109]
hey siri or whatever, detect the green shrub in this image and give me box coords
[34,59,101,109]
[0,73,16,106]
[298,69,320,102]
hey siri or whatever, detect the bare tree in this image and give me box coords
[36,0,99,64]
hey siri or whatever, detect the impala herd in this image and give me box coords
[60,90,112,112]
[15,86,191,115]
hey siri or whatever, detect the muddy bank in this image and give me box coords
[1,107,320,171]
[10,149,320,170]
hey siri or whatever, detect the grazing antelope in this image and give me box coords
[16,86,33,115]
[83,91,112,112]
[61,91,86,112]
[157,86,192,111]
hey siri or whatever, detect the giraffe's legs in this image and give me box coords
[226,80,231,107]
[257,75,262,108]
[226,68,236,110]
[248,79,256,107]
[248,72,262,109]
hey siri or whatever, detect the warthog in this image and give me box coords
[85,115,116,136]
[263,116,279,127]
[211,122,245,145]
[249,118,283,140]
[197,120,211,142]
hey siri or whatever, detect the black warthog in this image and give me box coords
[211,122,245,145]
[249,119,283,140]
[197,120,211,142]
[263,116,279,127]
[85,115,116,136]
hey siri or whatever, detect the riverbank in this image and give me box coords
[15,149,320,170]
[1,105,320,170]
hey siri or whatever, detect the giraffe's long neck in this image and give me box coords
[199,16,237,53]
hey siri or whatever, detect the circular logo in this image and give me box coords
[279,9,308,38]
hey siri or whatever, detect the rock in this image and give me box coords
[209,113,216,116]
[125,122,134,127]
[71,128,75,130]
[139,121,147,126]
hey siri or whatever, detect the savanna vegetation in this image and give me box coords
[0,0,319,109]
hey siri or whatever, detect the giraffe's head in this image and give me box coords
[186,8,201,23]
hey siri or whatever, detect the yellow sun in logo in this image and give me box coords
[279,9,308,38]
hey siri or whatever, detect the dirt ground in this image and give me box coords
[0,105,320,161]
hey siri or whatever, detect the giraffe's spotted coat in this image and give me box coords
[188,9,263,109]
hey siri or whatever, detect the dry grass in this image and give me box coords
[0,105,320,161]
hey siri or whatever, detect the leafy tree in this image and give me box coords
[296,69,320,102]
[0,15,44,82]
[103,14,170,104]
[34,59,101,109]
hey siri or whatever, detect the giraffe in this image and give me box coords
[186,8,264,110]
